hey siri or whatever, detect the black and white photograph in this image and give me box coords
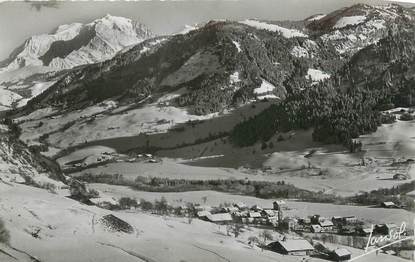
[0,0,414,261]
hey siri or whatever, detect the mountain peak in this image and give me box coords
[0,15,154,72]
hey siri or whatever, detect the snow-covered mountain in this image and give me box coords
[306,4,414,56]
[0,14,153,72]
[0,15,154,110]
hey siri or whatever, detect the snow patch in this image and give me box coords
[254,79,275,94]
[308,14,326,21]
[232,40,242,52]
[240,20,307,38]
[334,16,367,29]
[177,25,197,35]
[229,72,241,84]
[291,46,309,58]
[306,69,331,84]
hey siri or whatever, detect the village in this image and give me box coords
[188,200,413,261]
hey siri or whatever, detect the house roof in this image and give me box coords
[362,228,373,233]
[382,201,396,206]
[334,248,351,257]
[278,239,314,252]
[319,220,334,227]
[311,225,321,231]
[234,202,247,209]
[197,211,211,217]
[226,207,239,212]
[249,212,262,218]
[207,213,233,222]
[262,209,275,216]
[274,200,286,205]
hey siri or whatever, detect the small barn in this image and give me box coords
[393,173,409,180]
[268,239,314,256]
[273,200,287,210]
[249,212,262,218]
[375,223,398,235]
[206,213,233,224]
[342,216,358,224]
[331,248,352,261]
[311,224,322,233]
[319,220,334,232]
[261,209,276,217]
[197,211,211,220]
[381,201,398,208]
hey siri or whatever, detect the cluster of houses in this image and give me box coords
[267,238,352,261]
[64,152,160,171]
[196,200,286,226]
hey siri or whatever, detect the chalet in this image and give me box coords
[339,225,355,235]
[196,211,211,220]
[249,212,262,219]
[393,173,409,180]
[381,201,398,208]
[375,223,398,235]
[357,227,373,236]
[342,216,358,224]
[206,213,233,224]
[273,200,287,210]
[268,239,314,256]
[251,204,263,211]
[299,217,311,225]
[261,209,276,217]
[234,202,248,210]
[195,205,212,212]
[319,220,334,232]
[332,216,342,224]
[225,206,239,213]
[311,224,322,233]
[331,248,352,261]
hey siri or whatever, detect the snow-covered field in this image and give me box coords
[0,182,409,262]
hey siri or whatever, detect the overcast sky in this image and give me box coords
[0,0,413,60]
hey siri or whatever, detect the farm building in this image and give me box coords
[381,201,398,208]
[342,216,358,224]
[206,213,233,224]
[249,212,262,218]
[375,223,398,235]
[234,202,248,210]
[251,204,263,211]
[393,173,409,180]
[197,211,211,220]
[311,224,322,233]
[273,200,287,210]
[319,220,334,232]
[261,209,276,217]
[357,227,373,236]
[331,248,352,261]
[268,239,314,256]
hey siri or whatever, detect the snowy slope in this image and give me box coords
[0,15,154,110]
[240,19,307,38]
[311,4,414,56]
[1,15,153,72]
